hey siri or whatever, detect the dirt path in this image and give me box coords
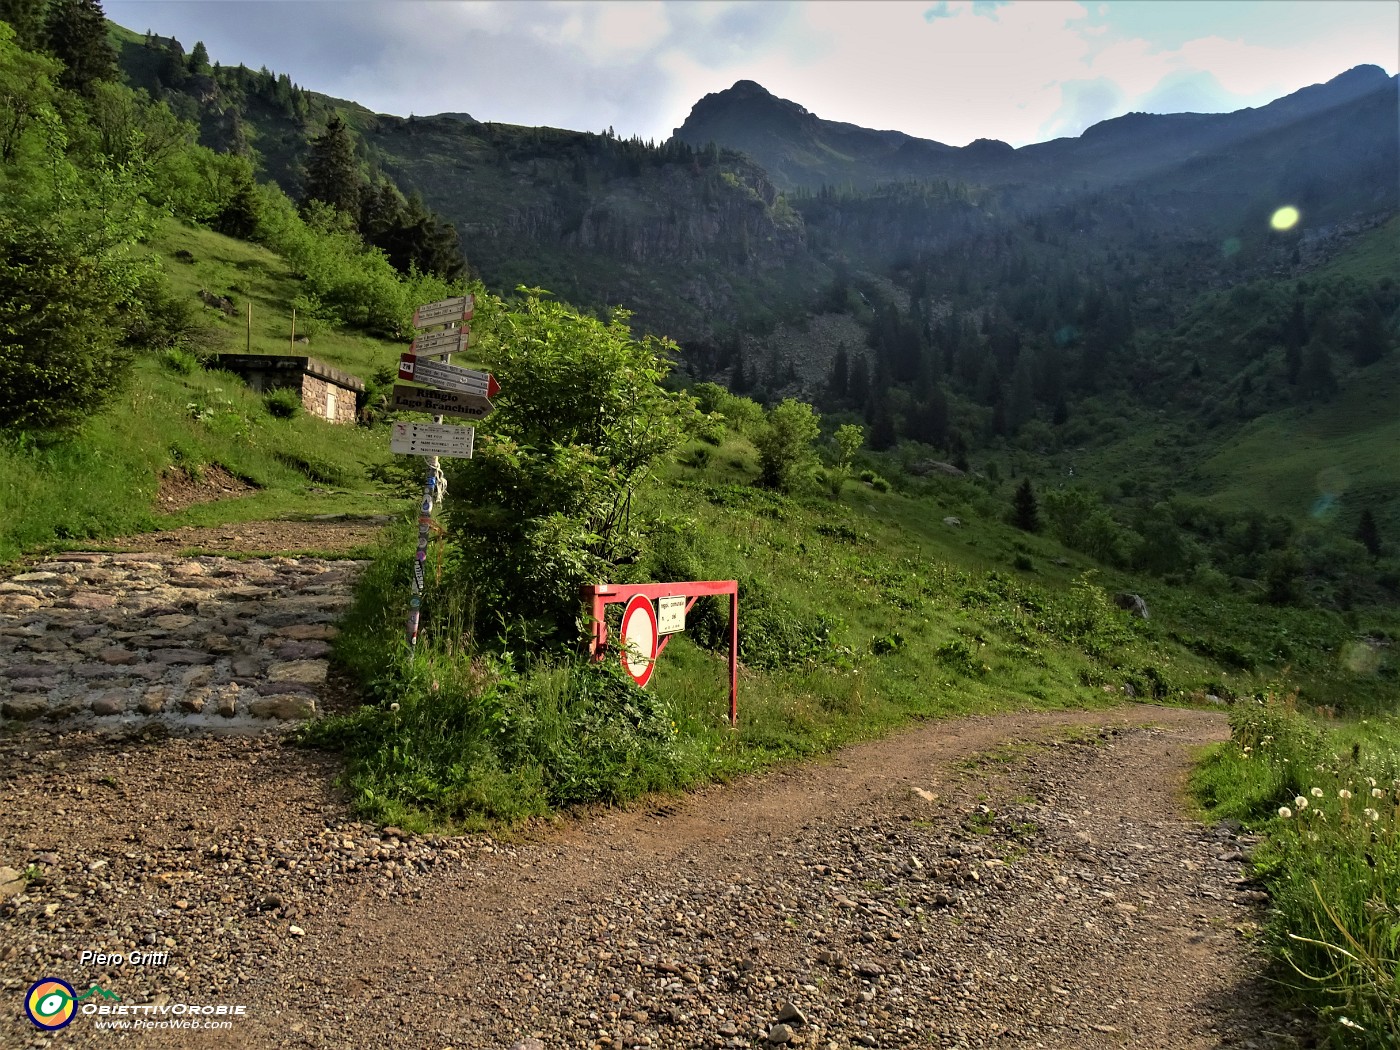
[0,703,1295,1050]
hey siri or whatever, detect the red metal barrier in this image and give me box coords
[581,580,739,726]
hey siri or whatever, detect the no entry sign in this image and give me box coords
[619,594,658,688]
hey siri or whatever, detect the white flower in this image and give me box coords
[1311,787,1324,798]
[389,702,400,712]
[1338,789,1353,800]
[1295,796,1308,809]
[1366,777,1377,787]
[1373,788,1385,799]
[1364,809,1380,822]
[1339,1016,1365,1031]
[1278,806,1293,819]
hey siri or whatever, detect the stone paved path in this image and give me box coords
[0,553,368,730]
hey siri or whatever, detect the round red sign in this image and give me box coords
[618,594,658,688]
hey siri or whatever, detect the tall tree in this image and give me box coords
[0,0,47,51]
[44,0,117,97]
[301,114,362,218]
[187,39,210,75]
[1011,479,1040,533]
[1355,508,1382,559]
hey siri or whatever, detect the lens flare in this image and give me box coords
[1270,206,1300,231]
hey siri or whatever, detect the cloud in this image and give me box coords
[1040,77,1125,139]
[102,0,1398,149]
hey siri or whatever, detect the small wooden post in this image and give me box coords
[290,307,297,351]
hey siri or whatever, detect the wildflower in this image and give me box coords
[1311,787,1324,797]
[1339,1017,1365,1031]
[1338,789,1353,800]
[1364,809,1380,822]
[1278,806,1293,819]
[1367,777,1377,787]
[1295,796,1308,809]
[390,702,400,712]
[1373,788,1384,799]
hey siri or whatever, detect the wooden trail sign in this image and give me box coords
[390,422,475,459]
[410,326,470,358]
[398,355,501,397]
[413,295,474,329]
[391,383,494,420]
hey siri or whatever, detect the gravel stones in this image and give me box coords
[0,553,366,728]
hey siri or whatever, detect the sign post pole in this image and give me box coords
[404,295,477,650]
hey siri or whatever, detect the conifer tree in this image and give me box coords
[188,39,210,75]
[301,114,362,218]
[0,0,48,51]
[1012,479,1040,533]
[1355,508,1382,559]
[45,0,118,97]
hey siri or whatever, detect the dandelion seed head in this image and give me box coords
[1311,787,1324,797]
[1339,789,1353,799]
[1373,788,1384,798]
[1364,808,1380,822]
[1278,806,1293,819]
[1295,796,1308,808]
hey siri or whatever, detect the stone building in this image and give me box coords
[211,355,365,424]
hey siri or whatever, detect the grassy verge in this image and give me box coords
[0,355,395,561]
[1193,693,1400,1047]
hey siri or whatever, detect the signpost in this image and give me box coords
[390,422,475,459]
[394,292,498,649]
[412,294,474,329]
[390,383,495,420]
[398,355,502,397]
[409,326,471,359]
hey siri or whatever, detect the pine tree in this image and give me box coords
[0,0,48,50]
[301,114,362,218]
[1355,508,1382,559]
[45,0,118,97]
[1012,479,1040,533]
[188,39,211,75]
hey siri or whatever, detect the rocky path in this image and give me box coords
[0,551,368,728]
[0,703,1296,1050]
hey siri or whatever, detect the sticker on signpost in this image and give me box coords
[619,595,658,688]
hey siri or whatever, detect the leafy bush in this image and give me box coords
[755,399,820,490]
[160,348,201,375]
[442,289,696,646]
[263,388,302,419]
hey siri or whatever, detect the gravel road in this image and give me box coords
[0,704,1298,1049]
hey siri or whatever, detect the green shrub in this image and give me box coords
[160,347,201,375]
[263,388,302,419]
[755,399,820,490]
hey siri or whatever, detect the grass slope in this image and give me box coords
[0,220,407,562]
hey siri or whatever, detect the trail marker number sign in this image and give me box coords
[398,355,501,397]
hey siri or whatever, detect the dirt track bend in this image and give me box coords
[1,701,1297,1050]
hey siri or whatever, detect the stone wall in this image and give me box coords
[300,374,358,424]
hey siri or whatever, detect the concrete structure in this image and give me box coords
[211,355,365,425]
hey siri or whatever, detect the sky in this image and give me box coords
[102,0,1400,147]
